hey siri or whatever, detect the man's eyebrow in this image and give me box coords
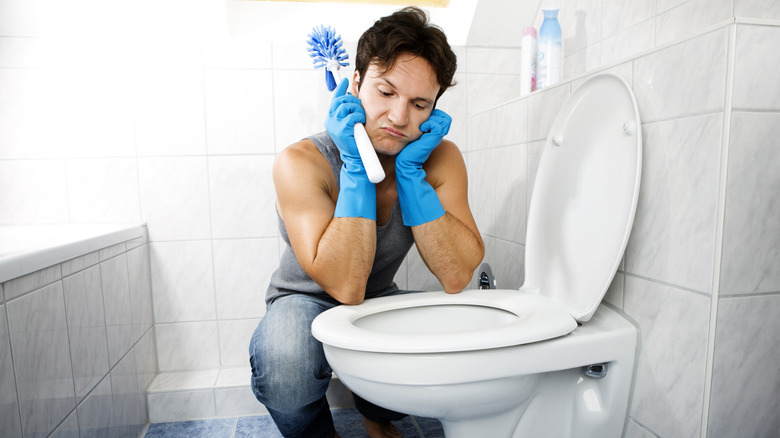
[381,77,435,105]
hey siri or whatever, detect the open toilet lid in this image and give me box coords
[524,73,642,322]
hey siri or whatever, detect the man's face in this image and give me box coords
[352,53,441,157]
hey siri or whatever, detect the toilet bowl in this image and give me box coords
[312,73,642,438]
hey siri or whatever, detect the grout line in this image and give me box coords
[699,22,737,438]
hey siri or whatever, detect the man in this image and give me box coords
[249,7,484,438]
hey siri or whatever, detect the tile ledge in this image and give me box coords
[148,367,341,392]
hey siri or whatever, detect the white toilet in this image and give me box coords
[312,73,642,438]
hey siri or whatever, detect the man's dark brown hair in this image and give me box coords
[355,6,457,104]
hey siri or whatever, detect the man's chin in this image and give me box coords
[371,138,409,156]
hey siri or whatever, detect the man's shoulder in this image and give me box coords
[429,139,464,164]
[275,139,336,187]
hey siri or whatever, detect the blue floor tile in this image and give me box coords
[410,416,445,438]
[234,415,283,438]
[144,418,234,438]
[145,408,444,438]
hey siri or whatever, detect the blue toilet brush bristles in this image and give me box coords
[307,25,350,91]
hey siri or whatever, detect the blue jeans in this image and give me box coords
[249,292,407,438]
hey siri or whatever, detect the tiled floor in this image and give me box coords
[143,408,444,437]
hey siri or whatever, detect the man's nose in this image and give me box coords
[387,101,408,127]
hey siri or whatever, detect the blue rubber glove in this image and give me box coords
[325,78,376,220]
[395,109,452,226]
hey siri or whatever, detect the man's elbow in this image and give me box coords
[441,270,474,294]
[338,295,365,306]
[328,285,366,305]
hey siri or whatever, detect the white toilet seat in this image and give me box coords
[311,289,578,353]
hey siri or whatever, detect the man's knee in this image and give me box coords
[249,322,331,412]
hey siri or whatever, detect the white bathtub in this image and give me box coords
[0,223,144,283]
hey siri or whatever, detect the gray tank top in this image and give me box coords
[265,131,414,305]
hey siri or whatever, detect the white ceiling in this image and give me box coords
[225,0,542,47]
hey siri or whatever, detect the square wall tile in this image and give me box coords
[49,411,79,438]
[735,0,780,20]
[527,83,570,141]
[203,38,273,69]
[57,68,135,158]
[601,0,654,39]
[212,238,277,319]
[155,321,220,372]
[0,68,63,159]
[625,113,722,293]
[708,294,780,437]
[0,304,23,438]
[0,36,57,69]
[204,70,275,155]
[0,160,69,224]
[76,375,116,438]
[733,25,780,111]
[138,157,212,241]
[633,28,727,122]
[599,20,655,67]
[127,245,154,343]
[273,69,333,151]
[624,276,710,438]
[218,318,262,368]
[150,241,216,323]
[2,264,61,301]
[134,329,159,394]
[654,0,732,46]
[494,144,527,244]
[467,148,497,236]
[467,110,501,152]
[65,158,141,223]
[101,254,134,367]
[7,283,76,438]
[147,390,217,423]
[435,71,468,149]
[215,386,267,417]
[487,238,524,289]
[62,266,110,403]
[208,156,277,239]
[110,350,144,438]
[133,68,206,157]
[465,47,522,74]
[466,73,524,115]
[720,112,780,295]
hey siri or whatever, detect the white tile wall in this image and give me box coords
[208,156,277,238]
[150,241,216,323]
[204,70,276,155]
[721,112,780,295]
[138,158,213,241]
[133,69,207,157]
[212,239,276,319]
[626,113,722,294]
[624,277,710,438]
[464,14,780,438]
[708,295,780,436]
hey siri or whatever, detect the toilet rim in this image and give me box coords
[311,289,578,354]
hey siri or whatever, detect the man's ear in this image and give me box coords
[351,70,361,96]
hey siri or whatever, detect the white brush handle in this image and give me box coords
[328,64,385,184]
[353,123,385,183]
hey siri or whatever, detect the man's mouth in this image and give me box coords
[381,126,406,139]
